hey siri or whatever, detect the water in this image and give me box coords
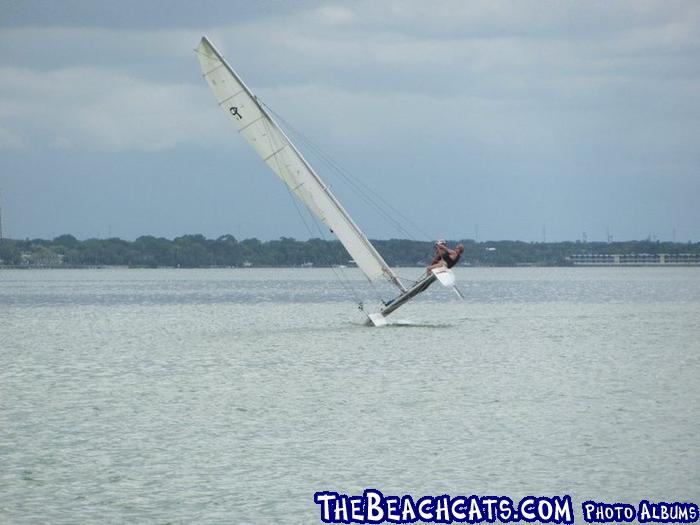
[1,267,699,523]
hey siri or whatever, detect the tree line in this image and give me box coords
[1,234,698,268]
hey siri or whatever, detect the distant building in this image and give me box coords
[20,251,65,267]
[569,253,700,266]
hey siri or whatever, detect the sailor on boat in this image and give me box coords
[382,240,464,309]
[427,240,464,276]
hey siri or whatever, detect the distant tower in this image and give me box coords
[0,189,4,241]
[475,223,479,243]
[542,224,546,243]
[606,226,612,243]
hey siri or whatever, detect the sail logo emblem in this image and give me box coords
[229,106,243,120]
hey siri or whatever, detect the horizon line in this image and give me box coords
[2,234,697,245]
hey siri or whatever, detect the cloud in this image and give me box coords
[313,5,356,26]
[0,64,237,152]
[0,1,698,165]
[0,125,24,149]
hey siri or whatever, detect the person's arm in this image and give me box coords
[443,247,457,259]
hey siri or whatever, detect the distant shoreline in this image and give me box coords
[3,264,700,270]
[1,235,699,269]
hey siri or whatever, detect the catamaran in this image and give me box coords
[195,36,460,326]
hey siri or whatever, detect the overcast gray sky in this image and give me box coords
[1,0,698,242]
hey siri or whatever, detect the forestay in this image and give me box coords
[195,37,404,290]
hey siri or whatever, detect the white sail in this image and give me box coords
[195,37,403,290]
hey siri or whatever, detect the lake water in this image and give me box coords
[1,267,699,523]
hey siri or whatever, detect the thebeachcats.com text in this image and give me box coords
[313,490,699,524]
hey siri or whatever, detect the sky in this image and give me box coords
[1,0,699,243]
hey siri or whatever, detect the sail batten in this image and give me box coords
[196,36,403,290]
[218,91,245,106]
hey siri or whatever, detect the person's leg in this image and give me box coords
[426,260,445,276]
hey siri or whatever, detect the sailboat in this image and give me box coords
[195,36,460,326]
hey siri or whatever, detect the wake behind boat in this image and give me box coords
[195,36,461,326]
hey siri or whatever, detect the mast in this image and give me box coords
[196,36,405,292]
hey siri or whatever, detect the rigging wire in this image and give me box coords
[279,118,444,277]
[268,105,420,240]
[256,99,438,308]
[286,160,388,307]
[291,134,417,241]
[262,102,436,243]
[260,117,368,307]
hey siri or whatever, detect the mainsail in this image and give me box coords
[195,37,405,292]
